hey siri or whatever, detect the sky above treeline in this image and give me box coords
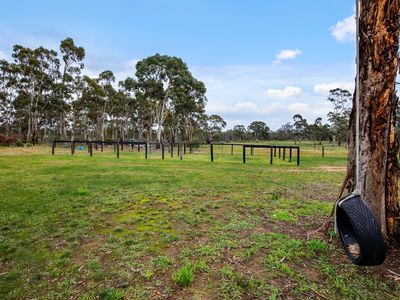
[0,0,356,130]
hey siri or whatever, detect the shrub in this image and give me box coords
[0,134,18,146]
[172,263,195,287]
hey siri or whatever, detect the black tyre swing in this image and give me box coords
[334,0,386,267]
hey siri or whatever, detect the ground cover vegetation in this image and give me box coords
[0,143,399,299]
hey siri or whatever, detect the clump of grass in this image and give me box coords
[307,239,328,254]
[172,263,195,287]
[99,288,125,300]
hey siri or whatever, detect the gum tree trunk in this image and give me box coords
[346,0,400,242]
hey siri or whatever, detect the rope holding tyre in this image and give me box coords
[336,194,386,266]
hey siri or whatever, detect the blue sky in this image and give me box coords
[0,0,356,129]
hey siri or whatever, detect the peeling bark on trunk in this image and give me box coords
[346,0,400,242]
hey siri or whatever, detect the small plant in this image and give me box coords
[99,288,125,300]
[172,263,195,287]
[307,239,328,254]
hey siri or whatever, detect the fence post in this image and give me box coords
[52,141,55,155]
[180,144,183,160]
[89,142,93,157]
[101,142,103,152]
[162,143,165,160]
[283,147,286,161]
[278,146,281,159]
[210,144,214,162]
[145,143,148,159]
[171,144,174,158]
[289,147,292,162]
[243,145,246,164]
[177,143,180,157]
[270,146,273,164]
[116,142,120,158]
[297,147,300,166]
[231,144,234,155]
[274,147,276,157]
[322,146,325,157]
[138,144,140,152]
[121,142,124,151]
[71,142,74,155]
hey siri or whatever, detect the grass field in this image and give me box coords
[0,143,399,299]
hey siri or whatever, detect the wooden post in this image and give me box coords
[171,144,174,158]
[278,146,281,159]
[289,147,292,162]
[270,146,273,165]
[283,147,286,161]
[210,144,214,162]
[231,144,234,155]
[180,144,183,160]
[101,142,103,152]
[71,142,74,155]
[95,142,98,151]
[145,143,148,159]
[297,147,300,166]
[243,145,246,164]
[52,141,55,155]
[322,146,325,157]
[274,147,276,157]
[116,142,120,158]
[138,144,140,152]
[161,143,165,159]
[89,142,93,157]
[121,142,124,151]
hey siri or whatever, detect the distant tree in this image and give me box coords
[272,122,293,141]
[327,88,351,146]
[247,121,270,140]
[292,114,308,144]
[200,114,226,143]
[233,125,246,141]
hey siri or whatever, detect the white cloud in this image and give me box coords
[330,14,355,43]
[313,82,354,95]
[287,103,309,112]
[235,102,257,110]
[276,49,302,61]
[266,86,302,99]
[0,51,7,60]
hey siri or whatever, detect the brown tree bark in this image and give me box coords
[346,0,400,242]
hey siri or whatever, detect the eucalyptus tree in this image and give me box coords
[248,121,270,141]
[12,45,61,143]
[135,54,207,143]
[233,125,246,141]
[200,114,226,143]
[292,114,308,143]
[111,77,137,141]
[0,60,18,136]
[58,37,85,139]
[346,0,400,241]
[327,88,351,146]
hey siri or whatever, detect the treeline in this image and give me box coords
[221,88,352,145]
[0,37,352,145]
[0,38,217,145]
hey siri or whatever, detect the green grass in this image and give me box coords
[0,143,398,299]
